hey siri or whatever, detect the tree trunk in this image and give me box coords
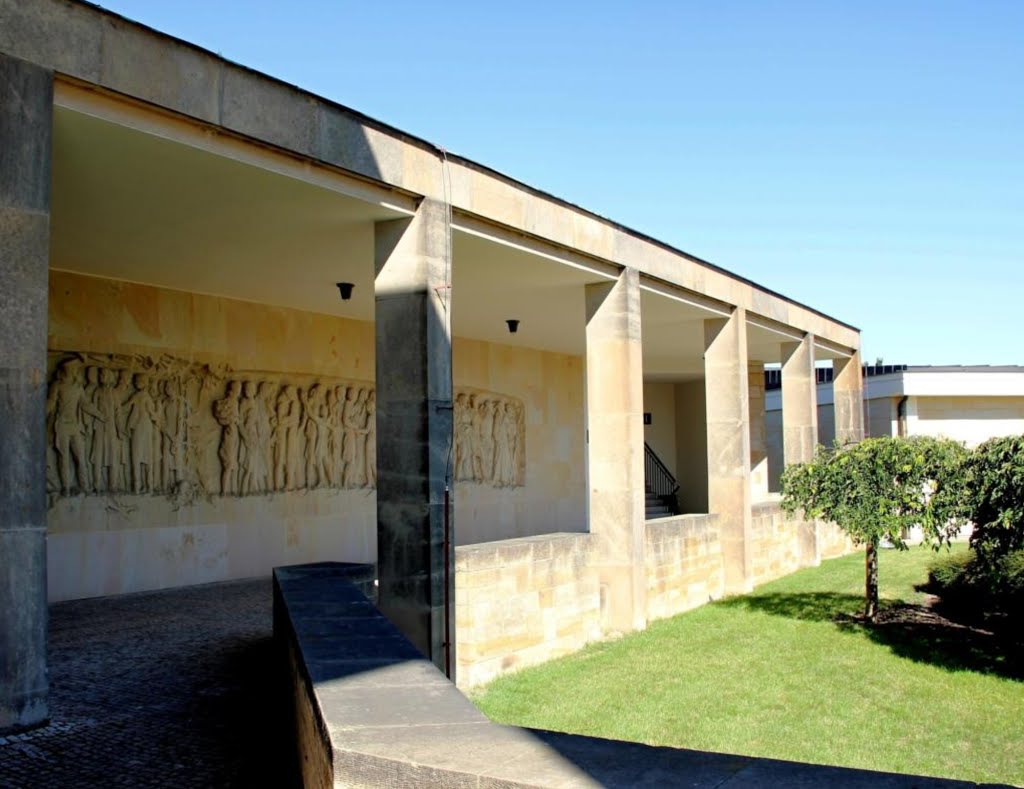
[864,540,879,622]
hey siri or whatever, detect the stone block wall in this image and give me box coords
[819,519,855,559]
[644,515,724,621]
[455,533,601,688]
[750,500,809,586]
[454,509,855,687]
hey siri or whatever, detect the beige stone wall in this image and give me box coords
[455,534,601,688]
[645,515,724,621]
[47,271,379,601]
[818,519,855,559]
[453,338,586,544]
[642,382,677,476]
[749,500,814,586]
[913,395,1024,447]
[47,271,587,600]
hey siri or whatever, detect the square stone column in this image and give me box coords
[374,199,454,676]
[704,309,753,594]
[585,268,646,633]
[747,361,768,500]
[0,54,52,733]
[833,351,865,445]
[781,335,818,465]
[781,335,820,566]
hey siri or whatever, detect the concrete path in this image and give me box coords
[0,579,298,788]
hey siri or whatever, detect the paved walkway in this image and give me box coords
[0,579,298,788]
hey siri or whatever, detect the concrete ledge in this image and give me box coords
[274,562,599,787]
[275,562,989,789]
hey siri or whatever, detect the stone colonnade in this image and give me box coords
[0,51,864,730]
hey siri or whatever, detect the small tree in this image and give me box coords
[781,436,968,621]
[964,434,1024,572]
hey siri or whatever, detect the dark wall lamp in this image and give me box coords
[506,319,520,334]
[336,282,354,301]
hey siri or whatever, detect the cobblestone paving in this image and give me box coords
[0,579,299,788]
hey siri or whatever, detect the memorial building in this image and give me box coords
[0,0,863,732]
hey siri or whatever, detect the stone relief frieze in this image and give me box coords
[453,390,525,488]
[45,352,525,504]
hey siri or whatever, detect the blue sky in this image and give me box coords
[99,1,1022,365]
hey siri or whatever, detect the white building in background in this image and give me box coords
[766,364,1024,491]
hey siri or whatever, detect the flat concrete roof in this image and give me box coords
[0,0,861,349]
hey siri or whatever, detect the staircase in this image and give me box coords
[645,489,675,519]
[644,442,680,520]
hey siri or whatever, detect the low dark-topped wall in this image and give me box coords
[274,562,985,789]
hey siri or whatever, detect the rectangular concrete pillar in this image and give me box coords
[781,335,821,566]
[374,199,454,676]
[585,268,646,633]
[747,361,768,500]
[704,309,752,594]
[781,335,818,464]
[833,351,865,445]
[0,54,52,733]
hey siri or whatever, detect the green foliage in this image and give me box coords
[927,550,975,591]
[927,547,1024,625]
[474,549,1024,786]
[963,434,1024,569]
[781,435,969,550]
[782,435,968,620]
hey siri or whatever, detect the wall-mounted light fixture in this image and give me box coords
[336,282,354,301]
[506,319,520,334]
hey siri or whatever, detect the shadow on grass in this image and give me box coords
[718,592,1023,681]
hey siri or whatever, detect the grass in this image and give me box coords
[471,546,1024,786]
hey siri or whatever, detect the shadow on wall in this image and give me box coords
[718,592,1023,681]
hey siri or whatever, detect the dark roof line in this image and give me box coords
[765,364,1024,390]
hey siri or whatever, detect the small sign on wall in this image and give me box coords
[643,412,652,425]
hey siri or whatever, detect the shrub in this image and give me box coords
[927,548,1024,627]
[927,550,975,591]
[964,434,1024,569]
[782,435,968,621]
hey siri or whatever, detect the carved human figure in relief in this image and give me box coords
[326,386,346,487]
[300,384,330,489]
[214,380,242,496]
[81,366,102,490]
[161,377,188,492]
[454,392,475,481]
[238,380,269,495]
[256,382,277,492]
[92,368,126,493]
[275,385,302,491]
[47,361,102,495]
[148,376,164,488]
[113,370,134,491]
[510,402,523,485]
[125,373,160,494]
[477,398,497,482]
[494,401,519,487]
[365,390,377,489]
[342,387,369,488]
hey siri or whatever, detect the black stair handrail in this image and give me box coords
[644,442,679,499]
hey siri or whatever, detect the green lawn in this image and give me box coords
[471,546,1024,786]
